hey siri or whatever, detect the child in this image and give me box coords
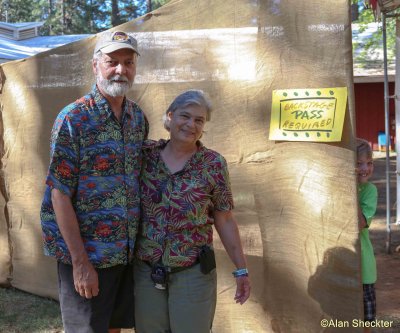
[356,138,378,333]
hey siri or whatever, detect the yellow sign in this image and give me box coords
[269,87,347,142]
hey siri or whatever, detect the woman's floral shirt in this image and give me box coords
[136,139,234,268]
[40,85,148,268]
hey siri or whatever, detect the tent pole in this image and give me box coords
[382,13,392,254]
[396,19,400,228]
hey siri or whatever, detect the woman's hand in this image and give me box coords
[234,275,251,305]
[214,210,251,304]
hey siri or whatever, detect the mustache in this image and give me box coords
[109,75,129,83]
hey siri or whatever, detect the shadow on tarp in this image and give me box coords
[308,247,362,333]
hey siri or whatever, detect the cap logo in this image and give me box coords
[112,32,129,42]
[94,31,139,56]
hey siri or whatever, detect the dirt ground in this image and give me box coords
[368,153,400,332]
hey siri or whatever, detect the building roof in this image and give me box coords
[0,21,44,30]
[0,21,45,40]
[0,34,90,62]
[376,0,400,13]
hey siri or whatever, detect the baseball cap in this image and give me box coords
[94,31,140,55]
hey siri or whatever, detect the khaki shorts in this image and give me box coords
[134,259,217,333]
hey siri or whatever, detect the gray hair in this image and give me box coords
[356,138,373,159]
[163,89,212,131]
[93,50,103,61]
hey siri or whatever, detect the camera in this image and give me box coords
[151,264,167,290]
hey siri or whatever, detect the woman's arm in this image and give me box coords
[214,210,250,305]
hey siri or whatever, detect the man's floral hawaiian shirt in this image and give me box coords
[40,85,148,268]
[136,139,234,268]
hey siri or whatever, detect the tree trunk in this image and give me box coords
[89,0,93,32]
[111,0,119,27]
[61,0,65,35]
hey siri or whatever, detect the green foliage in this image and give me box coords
[0,0,171,35]
[152,0,169,10]
[0,0,47,23]
[109,0,141,27]
[353,4,400,67]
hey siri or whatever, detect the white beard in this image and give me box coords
[97,73,133,97]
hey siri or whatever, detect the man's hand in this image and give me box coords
[51,189,99,299]
[234,275,251,305]
[73,261,99,299]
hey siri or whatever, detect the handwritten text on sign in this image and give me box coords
[269,88,347,142]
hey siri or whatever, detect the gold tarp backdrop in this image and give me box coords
[0,0,362,332]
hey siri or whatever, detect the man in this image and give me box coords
[40,31,148,333]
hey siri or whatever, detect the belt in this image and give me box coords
[142,259,199,274]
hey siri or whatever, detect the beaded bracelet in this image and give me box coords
[232,268,249,278]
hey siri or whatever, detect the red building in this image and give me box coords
[354,76,395,151]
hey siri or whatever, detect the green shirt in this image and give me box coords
[359,182,378,284]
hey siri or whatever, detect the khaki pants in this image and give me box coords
[134,260,217,333]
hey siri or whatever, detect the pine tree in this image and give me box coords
[0,0,171,35]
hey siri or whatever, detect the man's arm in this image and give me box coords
[214,210,250,305]
[51,189,99,299]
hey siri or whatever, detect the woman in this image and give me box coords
[134,89,250,333]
